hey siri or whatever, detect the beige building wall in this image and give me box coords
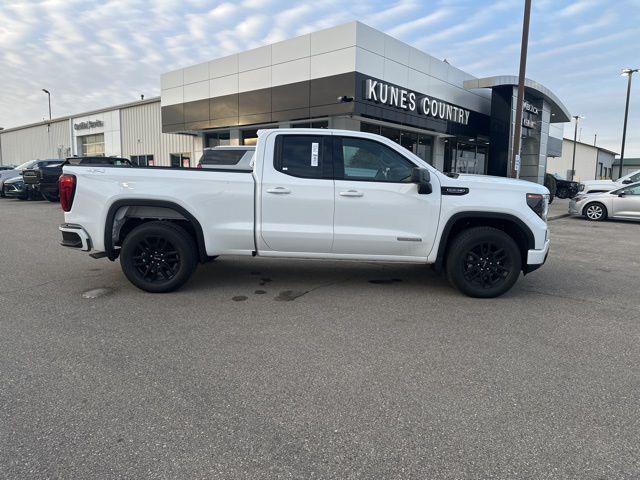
[0,120,71,165]
[546,139,599,182]
[120,101,203,166]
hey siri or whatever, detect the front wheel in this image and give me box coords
[446,227,522,298]
[584,202,607,221]
[120,221,197,293]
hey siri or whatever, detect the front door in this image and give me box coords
[260,134,335,253]
[332,135,440,258]
[611,184,640,218]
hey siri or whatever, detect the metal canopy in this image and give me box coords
[463,76,571,123]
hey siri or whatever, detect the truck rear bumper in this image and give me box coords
[59,224,91,251]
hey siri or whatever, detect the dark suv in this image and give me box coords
[3,159,63,199]
[23,156,131,202]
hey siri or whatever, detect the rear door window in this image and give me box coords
[274,135,331,179]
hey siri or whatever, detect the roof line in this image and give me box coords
[0,96,160,134]
[563,137,619,155]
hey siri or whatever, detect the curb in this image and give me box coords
[548,213,571,221]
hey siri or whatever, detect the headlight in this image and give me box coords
[526,193,549,221]
[578,183,585,191]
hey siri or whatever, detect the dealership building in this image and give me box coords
[0,21,571,184]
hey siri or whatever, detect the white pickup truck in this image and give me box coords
[58,129,550,298]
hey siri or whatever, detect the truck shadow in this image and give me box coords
[187,256,451,298]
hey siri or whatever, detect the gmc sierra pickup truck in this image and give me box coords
[58,129,550,298]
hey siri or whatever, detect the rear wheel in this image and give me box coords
[120,221,197,293]
[583,202,607,221]
[446,227,522,298]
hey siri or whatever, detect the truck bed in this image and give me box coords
[63,165,256,256]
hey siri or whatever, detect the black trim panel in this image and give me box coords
[441,186,469,195]
[104,199,209,263]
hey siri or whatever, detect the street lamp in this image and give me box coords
[42,89,52,131]
[618,68,638,179]
[570,115,584,181]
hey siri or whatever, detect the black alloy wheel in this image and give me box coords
[120,221,197,293]
[462,241,512,290]
[446,226,522,298]
[131,236,181,283]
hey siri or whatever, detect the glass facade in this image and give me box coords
[444,137,489,175]
[361,123,433,165]
[79,134,105,156]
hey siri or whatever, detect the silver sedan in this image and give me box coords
[570,182,640,221]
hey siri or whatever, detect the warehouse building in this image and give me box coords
[1,21,571,184]
[0,97,202,167]
[546,138,618,182]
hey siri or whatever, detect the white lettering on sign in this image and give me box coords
[311,142,319,167]
[523,101,539,115]
[364,78,471,125]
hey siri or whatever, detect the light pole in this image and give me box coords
[570,115,584,181]
[42,89,52,131]
[618,68,638,179]
[510,0,532,178]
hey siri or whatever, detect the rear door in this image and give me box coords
[332,135,440,258]
[259,134,334,253]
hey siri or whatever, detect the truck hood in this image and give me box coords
[451,173,548,194]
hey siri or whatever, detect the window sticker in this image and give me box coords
[311,142,319,167]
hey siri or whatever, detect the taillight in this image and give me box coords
[59,174,76,212]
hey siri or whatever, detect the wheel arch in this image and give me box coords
[434,212,536,274]
[104,199,209,262]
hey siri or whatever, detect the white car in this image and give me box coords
[579,169,640,194]
[570,182,640,221]
[58,128,550,298]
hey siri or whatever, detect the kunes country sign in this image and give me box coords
[364,79,471,126]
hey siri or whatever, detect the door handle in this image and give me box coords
[266,187,291,194]
[339,190,364,197]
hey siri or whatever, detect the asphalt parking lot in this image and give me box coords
[1,198,639,479]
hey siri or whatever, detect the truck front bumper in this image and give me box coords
[524,238,550,273]
[59,224,92,251]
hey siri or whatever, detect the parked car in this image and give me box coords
[0,160,40,197]
[0,165,16,171]
[570,182,640,221]
[58,128,550,298]
[23,156,131,202]
[196,146,255,170]
[3,176,29,199]
[1,159,62,199]
[578,169,640,194]
[551,173,580,199]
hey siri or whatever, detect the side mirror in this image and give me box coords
[618,192,627,197]
[411,167,432,194]
[622,179,632,184]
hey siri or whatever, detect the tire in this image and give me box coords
[445,226,522,298]
[544,173,557,204]
[41,191,59,202]
[120,221,198,293]
[583,202,607,221]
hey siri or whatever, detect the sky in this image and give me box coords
[0,0,639,156]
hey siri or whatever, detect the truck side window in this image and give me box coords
[275,135,326,179]
[336,137,414,183]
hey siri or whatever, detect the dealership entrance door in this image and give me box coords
[444,136,489,175]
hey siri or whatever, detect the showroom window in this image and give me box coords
[130,154,154,166]
[170,153,191,168]
[291,120,329,129]
[241,129,260,146]
[361,123,433,165]
[79,134,105,156]
[205,131,231,147]
[336,136,414,183]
